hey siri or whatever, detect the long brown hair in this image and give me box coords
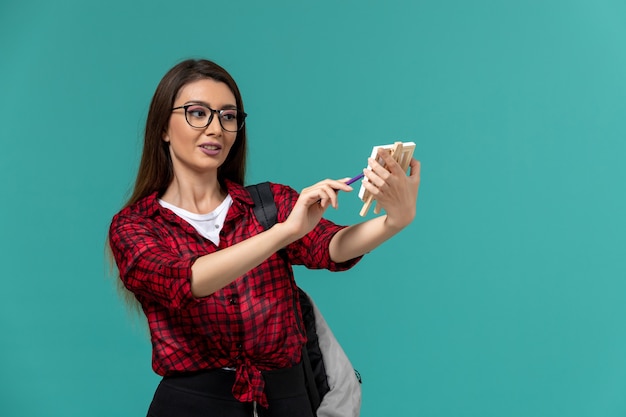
[110,59,247,312]
[125,58,247,208]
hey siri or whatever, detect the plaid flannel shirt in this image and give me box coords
[109,180,361,407]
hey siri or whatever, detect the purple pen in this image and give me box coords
[345,172,364,186]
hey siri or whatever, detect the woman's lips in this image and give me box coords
[199,143,222,156]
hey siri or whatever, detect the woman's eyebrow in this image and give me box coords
[185,100,238,110]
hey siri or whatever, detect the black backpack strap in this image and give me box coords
[298,289,330,410]
[246,182,278,230]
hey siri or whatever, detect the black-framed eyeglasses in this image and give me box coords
[171,104,247,132]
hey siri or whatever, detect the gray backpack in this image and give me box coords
[247,182,362,417]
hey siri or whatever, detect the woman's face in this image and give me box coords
[164,78,238,180]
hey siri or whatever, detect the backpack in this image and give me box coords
[246,182,362,417]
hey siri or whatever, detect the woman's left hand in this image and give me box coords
[360,149,421,230]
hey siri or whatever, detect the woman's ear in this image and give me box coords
[162,131,170,143]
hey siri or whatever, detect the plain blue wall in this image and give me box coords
[2,1,626,416]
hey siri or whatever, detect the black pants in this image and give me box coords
[147,363,314,417]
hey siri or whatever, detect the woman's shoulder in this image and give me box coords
[229,180,298,201]
[110,192,160,225]
[262,182,299,205]
[268,181,297,196]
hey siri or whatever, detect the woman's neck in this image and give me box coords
[161,173,226,214]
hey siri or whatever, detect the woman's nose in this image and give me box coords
[204,112,222,134]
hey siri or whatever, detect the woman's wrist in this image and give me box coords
[269,221,301,248]
[383,211,414,232]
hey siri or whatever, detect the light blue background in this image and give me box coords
[1,1,625,416]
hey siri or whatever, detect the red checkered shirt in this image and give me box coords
[108,180,361,407]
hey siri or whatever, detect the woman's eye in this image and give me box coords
[221,110,237,121]
[187,107,207,118]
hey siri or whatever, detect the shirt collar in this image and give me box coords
[130,179,255,217]
[224,179,256,207]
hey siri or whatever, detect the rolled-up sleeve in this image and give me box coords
[109,213,200,311]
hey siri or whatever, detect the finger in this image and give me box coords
[317,178,354,192]
[312,184,341,208]
[328,178,354,192]
[369,155,394,179]
[321,184,341,208]
[363,166,384,189]
[377,149,402,174]
[312,180,354,203]
[366,158,390,187]
[409,159,421,182]
[360,177,384,200]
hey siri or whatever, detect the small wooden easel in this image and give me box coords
[359,141,415,217]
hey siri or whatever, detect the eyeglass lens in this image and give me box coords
[185,105,243,132]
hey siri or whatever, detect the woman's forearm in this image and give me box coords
[190,222,295,297]
[328,216,405,263]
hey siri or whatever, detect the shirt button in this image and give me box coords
[229,297,237,305]
[236,343,242,349]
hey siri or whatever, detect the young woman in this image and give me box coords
[109,59,420,417]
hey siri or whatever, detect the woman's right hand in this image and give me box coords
[281,179,353,240]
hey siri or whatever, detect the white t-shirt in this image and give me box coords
[158,195,233,246]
